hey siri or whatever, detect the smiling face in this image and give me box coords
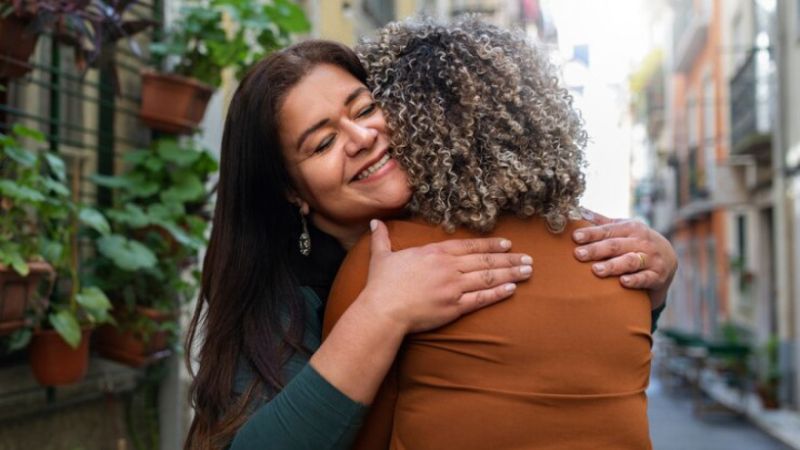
[279,63,412,246]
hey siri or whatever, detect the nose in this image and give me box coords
[341,118,378,157]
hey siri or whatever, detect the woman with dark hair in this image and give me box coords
[185,32,676,450]
[324,18,659,449]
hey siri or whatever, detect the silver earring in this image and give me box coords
[299,211,311,256]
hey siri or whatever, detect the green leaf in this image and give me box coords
[0,180,45,203]
[43,153,67,182]
[8,252,29,276]
[7,328,32,351]
[266,0,311,33]
[161,172,205,203]
[143,155,165,172]
[41,177,70,197]
[122,149,151,166]
[90,173,132,190]
[157,221,202,249]
[156,139,201,166]
[39,239,64,263]
[11,124,45,141]
[126,173,160,198]
[97,234,158,271]
[76,286,113,324]
[79,208,111,235]
[106,204,150,228]
[49,310,82,349]
[3,146,37,167]
[147,202,184,221]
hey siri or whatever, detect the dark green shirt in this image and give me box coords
[230,286,368,450]
[230,225,367,450]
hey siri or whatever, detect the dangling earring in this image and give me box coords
[299,210,311,256]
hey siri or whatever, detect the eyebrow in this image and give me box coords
[295,87,370,151]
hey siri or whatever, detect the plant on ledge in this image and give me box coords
[139,0,310,133]
[0,0,154,83]
[0,124,126,385]
[0,124,55,341]
[89,138,217,366]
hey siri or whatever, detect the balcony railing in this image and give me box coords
[729,48,773,154]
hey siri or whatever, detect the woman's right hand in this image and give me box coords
[359,219,533,334]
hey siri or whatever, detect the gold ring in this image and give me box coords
[636,252,647,271]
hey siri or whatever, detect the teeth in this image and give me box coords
[356,154,391,180]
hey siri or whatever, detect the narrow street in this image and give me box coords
[648,376,793,450]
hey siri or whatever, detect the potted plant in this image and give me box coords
[0,0,153,84]
[0,1,40,79]
[21,143,122,386]
[755,335,780,409]
[141,0,310,134]
[90,138,217,366]
[0,124,56,338]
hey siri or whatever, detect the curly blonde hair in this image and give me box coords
[357,17,587,233]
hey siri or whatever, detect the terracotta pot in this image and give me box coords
[139,71,214,134]
[757,384,780,409]
[0,262,54,336]
[0,15,40,79]
[94,306,173,367]
[29,328,92,386]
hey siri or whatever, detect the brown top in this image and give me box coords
[323,217,653,450]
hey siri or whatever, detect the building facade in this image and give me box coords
[633,0,800,409]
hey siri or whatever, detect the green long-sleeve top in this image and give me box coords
[230,226,368,450]
[230,286,368,450]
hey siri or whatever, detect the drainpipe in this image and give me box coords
[769,0,795,406]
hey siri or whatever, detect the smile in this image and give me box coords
[354,153,392,181]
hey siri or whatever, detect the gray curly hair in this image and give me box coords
[356,17,587,233]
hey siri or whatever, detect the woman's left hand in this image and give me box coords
[572,209,677,310]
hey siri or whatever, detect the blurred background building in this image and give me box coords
[630,0,800,417]
[1,0,800,448]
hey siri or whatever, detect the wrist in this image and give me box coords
[351,289,410,339]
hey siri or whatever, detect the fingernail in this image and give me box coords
[521,255,533,265]
[575,248,588,259]
[574,232,586,242]
[594,263,606,274]
[520,265,532,275]
[621,276,631,284]
[504,283,516,292]
[500,239,511,249]
[370,219,377,231]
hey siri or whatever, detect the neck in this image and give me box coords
[311,216,368,250]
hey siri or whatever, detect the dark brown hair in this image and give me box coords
[184,40,367,450]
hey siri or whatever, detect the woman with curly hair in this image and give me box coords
[187,18,675,450]
[323,18,656,449]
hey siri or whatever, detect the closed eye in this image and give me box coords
[315,133,336,153]
[357,103,376,118]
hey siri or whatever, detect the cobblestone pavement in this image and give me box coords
[648,376,794,450]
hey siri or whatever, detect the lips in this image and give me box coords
[352,152,392,181]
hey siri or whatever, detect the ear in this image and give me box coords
[286,191,311,215]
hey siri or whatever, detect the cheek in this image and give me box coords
[291,159,344,204]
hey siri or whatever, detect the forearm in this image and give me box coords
[230,364,367,450]
[310,296,406,404]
